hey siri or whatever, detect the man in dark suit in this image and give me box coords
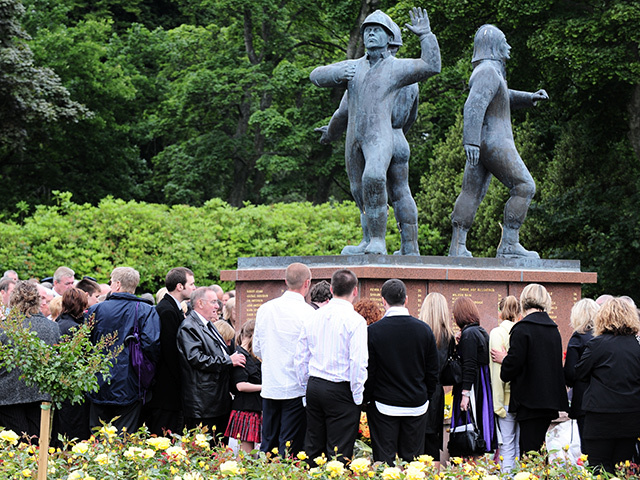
[177,287,245,443]
[141,267,196,435]
[365,278,439,464]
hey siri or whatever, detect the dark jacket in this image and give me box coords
[576,333,640,413]
[87,292,161,405]
[365,314,439,408]
[564,330,593,418]
[146,294,185,411]
[177,311,233,418]
[231,346,262,412]
[501,311,568,412]
[57,312,83,337]
[458,323,490,391]
[0,313,60,405]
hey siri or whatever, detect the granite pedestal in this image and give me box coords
[220,255,597,348]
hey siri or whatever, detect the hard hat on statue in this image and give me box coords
[388,19,403,48]
[360,10,399,44]
[471,24,508,64]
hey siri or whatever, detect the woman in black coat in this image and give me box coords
[563,298,598,442]
[450,297,496,455]
[418,292,455,467]
[54,287,91,444]
[576,297,640,473]
[492,283,568,455]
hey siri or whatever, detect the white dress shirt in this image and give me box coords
[254,290,315,399]
[295,297,368,405]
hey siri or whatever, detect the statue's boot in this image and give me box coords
[341,214,369,255]
[496,225,539,259]
[448,224,473,257]
[364,209,388,255]
[394,223,420,256]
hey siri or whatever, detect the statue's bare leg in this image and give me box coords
[449,160,492,257]
[341,141,369,255]
[489,148,538,258]
[362,142,393,255]
[387,129,419,255]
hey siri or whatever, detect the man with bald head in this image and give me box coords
[254,262,315,455]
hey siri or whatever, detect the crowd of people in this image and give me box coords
[0,264,638,474]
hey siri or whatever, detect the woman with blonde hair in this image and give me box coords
[564,298,599,442]
[418,292,455,466]
[493,283,568,455]
[0,281,60,439]
[576,298,640,473]
[489,295,520,472]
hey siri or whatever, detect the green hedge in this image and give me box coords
[0,192,441,293]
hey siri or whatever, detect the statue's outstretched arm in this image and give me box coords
[310,61,356,88]
[510,89,549,109]
[396,7,440,85]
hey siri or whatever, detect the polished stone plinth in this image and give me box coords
[220,255,597,347]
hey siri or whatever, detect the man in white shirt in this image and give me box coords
[295,269,368,464]
[254,262,314,456]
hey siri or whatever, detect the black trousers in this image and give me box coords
[0,402,42,442]
[518,417,553,455]
[261,396,306,456]
[583,437,637,474]
[367,401,428,465]
[305,376,360,464]
[90,400,142,434]
[141,405,184,436]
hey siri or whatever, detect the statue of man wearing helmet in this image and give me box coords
[449,25,549,259]
[310,8,441,255]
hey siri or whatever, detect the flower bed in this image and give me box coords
[0,424,635,479]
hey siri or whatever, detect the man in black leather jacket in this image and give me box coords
[177,287,245,443]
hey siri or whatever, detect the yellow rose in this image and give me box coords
[98,425,117,438]
[350,458,371,474]
[165,446,187,460]
[21,469,31,477]
[194,434,209,448]
[408,461,425,472]
[297,451,308,461]
[309,467,321,476]
[71,442,90,455]
[315,455,327,466]
[146,437,172,450]
[183,472,204,480]
[416,455,433,466]
[68,472,85,480]
[94,453,109,465]
[381,467,402,480]
[404,466,425,480]
[0,429,19,445]
[514,473,532,480]
[220,460,239,476]
[450,457,463,465]
[141,449,155,459]
[326,460,345,476]
[271,447,279,455]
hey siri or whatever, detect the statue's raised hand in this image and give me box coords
[405,7,431,36]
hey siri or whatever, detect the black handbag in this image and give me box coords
[447,402,486,457]
[440,338,462,386]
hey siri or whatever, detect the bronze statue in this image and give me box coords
[311,8,441,255]
[449,25,548,259]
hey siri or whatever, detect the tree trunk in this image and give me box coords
[628,83,640,162]
[37,402,51,480]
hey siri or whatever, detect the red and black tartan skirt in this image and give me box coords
[224,410,262,443]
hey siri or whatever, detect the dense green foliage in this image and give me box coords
[0,192,444,292]
[0,0,637,298]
